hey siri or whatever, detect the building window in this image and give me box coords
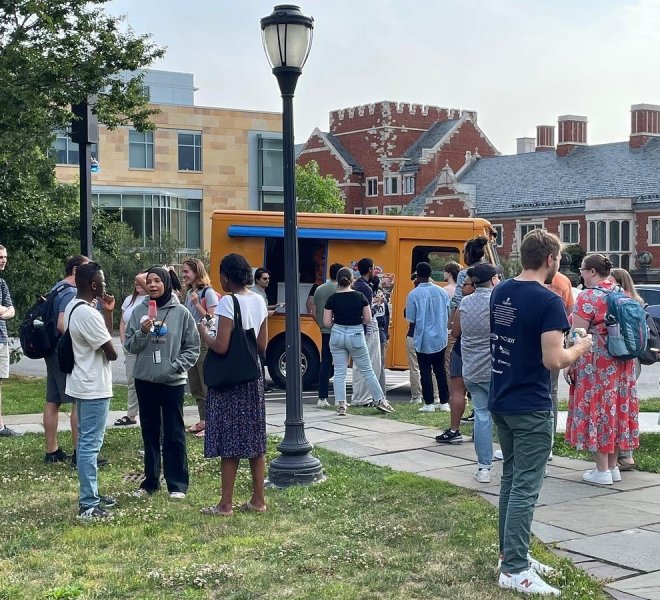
[366,177,378,197]
[403,175,415,195]
[178,131,202,171]
[650,218,660,245]
[518,222,543,242]
[560,221,579,245]
[141,85,151,101]
[129,130,154,169]
[94,192,201,252]
[588,219,632,269]
[383,205,402,215]
[353,208,363,215]
[258,136,283,210]
[52,130,98,165]
[492,224,504,247]
[365,207,379,215]
[384,175,399,195]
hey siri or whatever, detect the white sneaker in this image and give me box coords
[410,396,423,404]
[582,469,613,485]
[498,554,555,576]
[611,466,622,482]
[169,491,186,500]
[418,404,436,413]
[437,403,451,412]
[317,399,331,408]
[474,468,491,483]
[498,569,560,596]
[493,449,503,461]
[548,451,553,461]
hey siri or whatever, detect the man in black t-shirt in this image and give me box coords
[491,230,592,596]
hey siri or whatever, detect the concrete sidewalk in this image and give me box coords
[4,403,660,599]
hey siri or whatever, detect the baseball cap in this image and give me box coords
[467,263,498,284]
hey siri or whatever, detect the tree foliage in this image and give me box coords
[295,160,345,213]
[0,0,165,332]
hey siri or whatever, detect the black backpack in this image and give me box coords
[19,283,74,359]
[57,301,85,374]
[638,309,660,366]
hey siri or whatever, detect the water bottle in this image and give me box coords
[203,314,217,338]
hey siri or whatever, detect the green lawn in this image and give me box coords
[1,375,196,416]
[0,430,606,600]
[557,398,660,412]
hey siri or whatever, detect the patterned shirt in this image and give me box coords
[0,278,13,344]
[459,287,492,383]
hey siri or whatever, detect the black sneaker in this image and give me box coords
[71,451,109,468]
[460,411,475,424]
[78,505,110,520]
[44,448,69,463]
[435,429,463,444]
[0,426,21,437]
[99,495,116,508]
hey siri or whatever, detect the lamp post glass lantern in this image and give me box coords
[261,5,324,487]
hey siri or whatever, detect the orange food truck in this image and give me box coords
[210,210,498,389]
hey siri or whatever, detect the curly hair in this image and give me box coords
[220,253,254,287]
[463,236,488,266]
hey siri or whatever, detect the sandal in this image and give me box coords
[114,416,137,426]
[186,422,205,434]
[195,429,205,438]
[239,501,267,513]
[201,504,233,516]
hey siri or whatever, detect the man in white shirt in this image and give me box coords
[64,262,118,520]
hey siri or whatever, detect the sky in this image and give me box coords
[107,0,660,155]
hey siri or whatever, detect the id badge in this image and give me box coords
[153,350,162,364]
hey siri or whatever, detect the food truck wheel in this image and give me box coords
[267,337,320,391]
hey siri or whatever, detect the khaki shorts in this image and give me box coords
[0,344,9,379]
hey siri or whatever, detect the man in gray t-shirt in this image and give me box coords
[455,263,499,483]
[312,263,343,407]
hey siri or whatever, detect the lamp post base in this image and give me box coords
[267,452,325,488]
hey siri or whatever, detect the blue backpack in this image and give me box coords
[598,286,648,360]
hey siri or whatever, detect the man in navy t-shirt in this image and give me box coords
[491,230,592,597]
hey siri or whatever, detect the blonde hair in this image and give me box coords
[610,267,644,305]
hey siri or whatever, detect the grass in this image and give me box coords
[1,375,196,416]
[0,429,607,600]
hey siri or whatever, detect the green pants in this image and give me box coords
[492,411,553,574]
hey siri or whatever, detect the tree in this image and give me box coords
[0,1,164,332]
[295,160,345,213]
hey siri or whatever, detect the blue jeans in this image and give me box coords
[465,380,492,469]
[75,398,110,508]
[330,324,384,404]
[492,411,553,574]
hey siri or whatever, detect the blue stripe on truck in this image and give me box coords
[227,225,386,242]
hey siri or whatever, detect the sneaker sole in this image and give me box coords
[375,405,394,414]
[436,437,463,444]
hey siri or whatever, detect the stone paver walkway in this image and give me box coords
[4,403,660,599]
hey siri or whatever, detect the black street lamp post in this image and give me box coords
[261,5,324,487]
[71,97,99,258]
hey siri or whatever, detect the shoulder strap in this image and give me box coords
[231,294,242,329]
[53,283,74,297]
[66,301,86,331]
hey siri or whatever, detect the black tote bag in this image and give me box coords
[203,294,260,390]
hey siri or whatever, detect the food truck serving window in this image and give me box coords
[227,225,386,242]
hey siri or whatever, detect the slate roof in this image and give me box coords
[401,172,444,216]
[323,132,363,173]
[402,119,461,165]
[457,138,660,216]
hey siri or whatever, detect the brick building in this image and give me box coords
[297,100,499,215]
[403,104,660,273]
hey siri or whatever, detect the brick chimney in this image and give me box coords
[557,115,587,157]
[535,125,555,152]
[630,103,660,149]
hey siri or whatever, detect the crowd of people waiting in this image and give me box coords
[0,230,653,595]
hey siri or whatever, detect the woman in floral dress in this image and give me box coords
[565,254,639,486]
